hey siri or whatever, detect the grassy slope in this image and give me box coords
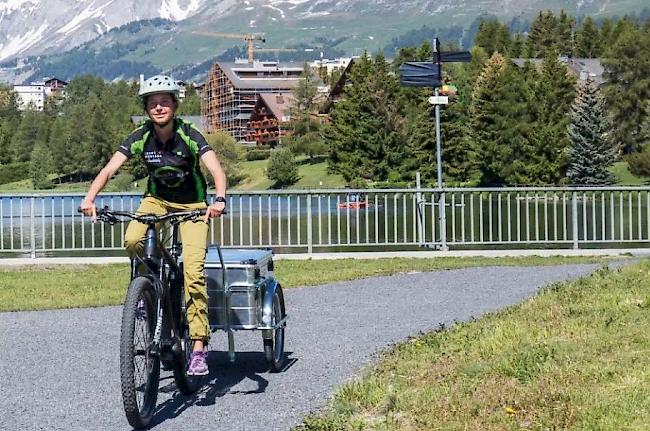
[0,160,643,193]
[0,159,344,193]
[297,260,650,431]
[610,161,650,186]
[0,256,613,312]
[232,159,345,191]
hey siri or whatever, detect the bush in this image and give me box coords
[626,151,650,177]
[267,148,300,187]
[0,162,30,185]
[204,131,247,187]
[245,148,271,161]
[105,173,135,192]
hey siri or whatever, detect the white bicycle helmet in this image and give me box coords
[139,75,181,99]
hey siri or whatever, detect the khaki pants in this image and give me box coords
[124,196,210,342]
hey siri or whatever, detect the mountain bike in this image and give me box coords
[93,207,216,429]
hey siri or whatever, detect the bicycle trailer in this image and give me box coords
[204,246,287,369]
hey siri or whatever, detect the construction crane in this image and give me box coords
[192,31,266,64]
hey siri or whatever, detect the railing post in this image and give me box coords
[307,193,313,255]
[30,195,36,259]
[416,173,424,246]
[572,191,579,249]
[439,189,448,251]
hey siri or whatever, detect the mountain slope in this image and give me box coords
[0,0,648,83]
[0,0,209,62]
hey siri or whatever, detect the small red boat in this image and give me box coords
[338,200,368,209]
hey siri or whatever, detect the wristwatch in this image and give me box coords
[214,196,227,205]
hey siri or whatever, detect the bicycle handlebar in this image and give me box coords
[78,207,226,225]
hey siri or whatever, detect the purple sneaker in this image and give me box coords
[187,350,208,376]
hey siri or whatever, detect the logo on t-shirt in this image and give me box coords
[144,151,163,164]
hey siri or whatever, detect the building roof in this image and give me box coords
[216,61,304,90]
[512,57,605,85]
[256,93,296,122]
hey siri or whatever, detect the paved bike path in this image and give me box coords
[0,264,606,431]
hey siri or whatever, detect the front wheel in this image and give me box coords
[120,277,160,429]
[263,286,286,372]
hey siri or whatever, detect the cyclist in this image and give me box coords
[80,75,227,376]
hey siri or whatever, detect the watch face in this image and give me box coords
[215,197,226,203]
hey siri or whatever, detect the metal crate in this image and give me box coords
[205,247,274,329]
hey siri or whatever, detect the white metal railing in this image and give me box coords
[1,187,649,257]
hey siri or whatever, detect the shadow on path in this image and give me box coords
[148,351,296,428]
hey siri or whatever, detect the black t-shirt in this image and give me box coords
[118,118,214,204]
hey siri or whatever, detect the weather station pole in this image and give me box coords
[433,38,448,251]
[399,37,470,251]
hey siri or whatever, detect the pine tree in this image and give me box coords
[602,22,650,153]
[30,141,53,189]
[9,110,40,163]
[470,52,511,185]
[526,51,577,184]
[557,10,575,57]
[567,79,616,185]
[0,120,12,164]
[474,19,513,56]
[324,53,407,183]
[525,11,561,58]
[574,17,601,57]
[49,117,71,178]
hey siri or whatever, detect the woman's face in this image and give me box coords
[145,93,176,127]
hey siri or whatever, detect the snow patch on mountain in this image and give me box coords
[264,4,287,18]
[0,23,48,60]
[160,0,204,21]
[56,3,107,36]
[0,0,38,14]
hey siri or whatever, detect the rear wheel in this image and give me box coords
[173,285,201,394]
[264,286,286,372]
[120,277,160,429]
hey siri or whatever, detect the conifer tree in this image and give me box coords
[525,10,561,58]
[574,17,601,57]
[48,117,72,180]
[474,19,513,56]
[324,53,407,182]
[567,78,616,185]
[9,110,40,163]
[602,22,650,153]
[526,51,577,184]
[470,52,511,185]
[557,10,575,57]
[30,141,53,189]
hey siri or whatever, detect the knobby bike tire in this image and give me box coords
[264,285,286,372]
[172,279,201,394]
[120,277,161,429]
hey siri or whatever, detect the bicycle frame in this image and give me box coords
[132,220,185,364]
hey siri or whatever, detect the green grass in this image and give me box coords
[0,159,344,193]
[235,159,273,191]
[611,161,650,186]
[233,158,345,191]
[296,260,650,431]
[0,256,614,312]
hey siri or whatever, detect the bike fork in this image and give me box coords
[149,296,164,357]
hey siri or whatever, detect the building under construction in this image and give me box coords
[201,59,304,143]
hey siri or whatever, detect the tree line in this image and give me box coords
[0,75,204,189]
[296,10,650,187]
